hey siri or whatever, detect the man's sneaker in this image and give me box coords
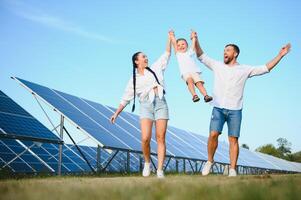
[157,170,165,179]
[142,162,151,177]
[202,161,213,176]
[204,95,213,103]
[228,168,237,177]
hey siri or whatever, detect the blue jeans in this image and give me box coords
[209,107,242,138]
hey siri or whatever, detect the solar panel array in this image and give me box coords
[0,90,61,144]
[5,77,299,174]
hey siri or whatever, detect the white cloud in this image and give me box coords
[4,0,121,44]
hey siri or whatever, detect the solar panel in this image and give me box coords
[255,152,300,172]
[0,138,55,173]
[0,90,61,144]
[13,77,301,173]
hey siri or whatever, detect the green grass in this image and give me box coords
[0,174,301,200]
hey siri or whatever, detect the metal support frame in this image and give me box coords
[188,160,195,174]
[58,115,64,175]
[101,150,119,172]
[97,145,101,172]
[163,157,172,171]
[150,156,157,171]
[126,151,130,173]
[2,143,35,169]
[1,138,55,173]
[63,126,95,173]
[139,155,143,172]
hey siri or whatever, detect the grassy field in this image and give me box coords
[0,174,301,200]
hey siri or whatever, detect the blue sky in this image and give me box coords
[1,0,300,152]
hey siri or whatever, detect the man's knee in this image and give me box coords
[228,136,239,145]
[209,131,220,140]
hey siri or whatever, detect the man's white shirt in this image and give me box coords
[198,54,269,110]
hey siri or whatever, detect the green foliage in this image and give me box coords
[256,144,282,158]
[277,137,292,155]
[256,138,300,163]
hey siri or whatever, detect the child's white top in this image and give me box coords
[176,48,201,76]
[120,52,170,107]
[198,54,269,110]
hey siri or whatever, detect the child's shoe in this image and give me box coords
[192,95,200,102]
[204,95,213,103]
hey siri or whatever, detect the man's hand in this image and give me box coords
[279,43,291,57]
[266,43,291,71]
[190,30,197,40]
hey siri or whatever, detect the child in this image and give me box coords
[170,30,213,103]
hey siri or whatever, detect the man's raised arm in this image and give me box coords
[266,43,291,72]
[193,31,204,57]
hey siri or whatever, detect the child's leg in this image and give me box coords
[186,78,197,97]
[195,81,208,97]
[196,81,213,102]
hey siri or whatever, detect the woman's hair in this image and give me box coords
[131,52,141,112]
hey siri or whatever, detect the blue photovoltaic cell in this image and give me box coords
[14,77,301,173]
[15,78,128,149]
[0,138,54,173]
[54,90,141,151]
[0,91,60,143]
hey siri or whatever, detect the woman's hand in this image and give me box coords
[110,113,118,124]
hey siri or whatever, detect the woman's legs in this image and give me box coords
[140,118,153,163]
[155,119,168,171]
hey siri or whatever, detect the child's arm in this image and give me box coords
[169,30,178,53]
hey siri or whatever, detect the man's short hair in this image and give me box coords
[225,44,240,58]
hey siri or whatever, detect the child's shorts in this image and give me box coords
[182,72,205,85]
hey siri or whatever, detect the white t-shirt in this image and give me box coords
[120,52,170,106]
[176,48,201,76]
[198,54,269,110]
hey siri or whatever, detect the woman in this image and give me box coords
[110,31,172,178]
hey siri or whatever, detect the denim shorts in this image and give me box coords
[139,96,169,121]
[209,107,242,137]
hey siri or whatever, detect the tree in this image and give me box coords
[276,137,292,156]
[241,144,249,150]
[255,144,282,158]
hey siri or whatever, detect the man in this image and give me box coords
[192,31,291,176]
